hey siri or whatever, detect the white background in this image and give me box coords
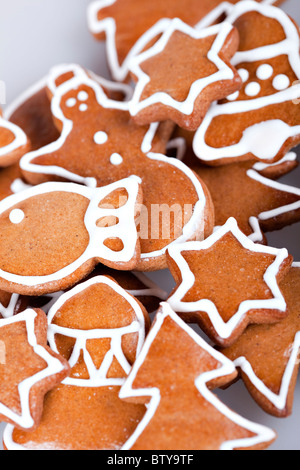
[0,0,299,451]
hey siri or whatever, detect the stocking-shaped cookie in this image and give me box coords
[119,302,276,450]
[193,1,300,165]
[4,276,150,450]
[167,218,293,347]
[20,64,214,271]
[222,263,300,417]
[0,111,29,167]
[0,176,142,295]
[87,0,284,82]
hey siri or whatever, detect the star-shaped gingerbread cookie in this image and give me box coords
[20,64,214,271]
[87,0,284,82]
[0,111,29,167]
[221,262,300,418]
[129,19,241,130]
[167,218,293,347]
[0,308,69,431]
[119,302,276,450]
[193,1,300,165]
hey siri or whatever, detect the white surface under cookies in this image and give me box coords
[0,0,299,451]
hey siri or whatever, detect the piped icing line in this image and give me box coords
[232,261,300,412]
[0,309,66,429]
[166,137,187,161]
[0,293,19,319]
[193,1,300,163]
[20,65,208,262]
[128,19,236,117]
[120,302,276,450]
[252,151,297,172]
[47,275,146,387]
[128,272,168,302]
[167,217,289,340]
[0,117,28,159]
[0,176,141,287]
[87,0,173,82]
[4,65,133,122]
[246,169,300,223]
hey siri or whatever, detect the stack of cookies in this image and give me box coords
[0,0,299,450]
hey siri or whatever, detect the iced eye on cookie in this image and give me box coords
[9,209,25,224]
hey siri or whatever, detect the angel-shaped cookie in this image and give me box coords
[193,1,300,165]
[4,276,149,450]
[20,64,213,271]
[0,176,142,295]
[119,303,276,450]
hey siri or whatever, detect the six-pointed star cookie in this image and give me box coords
[20,64,214,271]
[129,19,241,130]
[119,302,276,450]
[167,218,293,347]
[0,308,69,430]
[87,0,284,81]
[193,1,300,165]
[222,262,300,418]
[88,0,248,82]
[0,112,29,167]
[181,139,300,243]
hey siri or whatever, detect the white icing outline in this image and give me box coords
[167,218,289,340]
[193,1,300,163]
[0,116,28,162]
[4,65,133,121]
[232,262,300,412]
[120,302,276,450]
[128,272,168,303]
[128,19,236,118]
[20,65,207,262]
[0,309,66,429]
[47,276,146,387]
[0,177,141,287]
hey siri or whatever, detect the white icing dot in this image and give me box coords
[110,153,123,165]
[256,64,273,80]
[66,98,76,108]
[245,82,261,97]
[79,104,88,112]
[273,74,290,91]
[94,131,108,145]
[9,209,25,224]
[238,68,249,83]
[227,91,239,101]
[78,91,89,101]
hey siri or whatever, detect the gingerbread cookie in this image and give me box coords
[193,1,300,165]
[0,308,69,431]
[4,66,133,151]
[4,276,149,450]
[167,218,293,347]
[181,138,300,243]
[128,19,241,130]
[20,64,214,271]
[0,111,29,167]
[222,263,300,418]
[87,0,284,82]
[119,302,276,450]
[0,176,142,295]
